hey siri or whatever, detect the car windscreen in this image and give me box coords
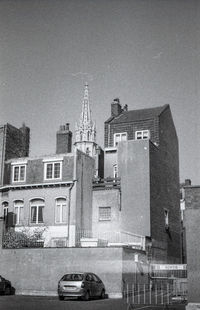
[61,274,84,281]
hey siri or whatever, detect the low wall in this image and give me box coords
[0,247,123,298]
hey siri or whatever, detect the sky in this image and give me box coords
[0,0,200,184]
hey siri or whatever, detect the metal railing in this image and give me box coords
[124,282,187,306]
[76,229,146,249]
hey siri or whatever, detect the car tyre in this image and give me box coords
[59,295,64,301]
[100,289,105,299]
[83,290,90,301]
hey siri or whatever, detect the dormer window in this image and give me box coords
[44,161,62,180]
[43,157,63,181]
[135,130,150,140]
[114,132,127,146]
[12,162,27,183]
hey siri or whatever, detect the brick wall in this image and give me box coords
[185,186,200,303]
[150,106,181,263]
[5,124,30,160]
[104,117,159,147]
[0,124,30,185]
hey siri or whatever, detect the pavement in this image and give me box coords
[0,295,187,310]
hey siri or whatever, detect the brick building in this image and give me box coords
[0,123,30,186]
[92,99,181,263]
[184,185,200,309]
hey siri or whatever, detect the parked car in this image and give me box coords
[0,275,12,295]
[171,294,187,304]
[58,272,106,301]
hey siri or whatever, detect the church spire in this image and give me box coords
[75,83,96,156]
[80,82,91,127]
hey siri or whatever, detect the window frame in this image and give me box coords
[30,199,45,224]
[99,206,111,221]
[113,132,127,147]
[113,164,118,178]
[164,209,169,228]
[135,130,150,140]
[55,198,67,224]
[12,164,26,183]
[2,201,8,219]
[44,161,62,181]
[14,200,24,225]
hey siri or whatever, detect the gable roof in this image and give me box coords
[105,104,169,124]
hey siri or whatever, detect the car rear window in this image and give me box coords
[61,274,84,281]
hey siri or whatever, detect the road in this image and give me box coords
[0,295,186,310]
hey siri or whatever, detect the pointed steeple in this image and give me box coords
[75,83,96,147]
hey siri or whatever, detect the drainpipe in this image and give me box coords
[67,149,78,247]
[67,181,75,247]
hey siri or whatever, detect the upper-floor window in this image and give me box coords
[14,200,24,225]
[114,132,127,146]
[44,162,62,180]
[12,165,26,182]
[55,198,67,224]
[99,206,111,221]
[135,130,150,140]
[30,199,44,224]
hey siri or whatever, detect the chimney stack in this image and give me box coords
[111,98,122,117]
[56,123,72,154]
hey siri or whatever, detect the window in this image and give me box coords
[99,207,111,221]
[12,165,26,182]
[2,202,8,219]
[114,132,127,146]
[164,209,169,228]
[30,199,44,224]
[113,164,118,178]
[135,130,150,140]
[14,200,24,225]
[55,198,67,223]
[44,162,62,180]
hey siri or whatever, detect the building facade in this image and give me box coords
[184,184,200,309]
[92,99,181,263]
[0,122,94,247]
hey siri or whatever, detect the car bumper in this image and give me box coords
[58,288,85,297]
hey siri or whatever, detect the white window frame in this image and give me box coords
[114,132,127,147]
[12,164,26,183]
[30,200,45,224]
[14,200,24,225]
[99,206,111,221]
[44,161,62,180]
[113,164,118,178]
[55,198,67,224]
[164,209,169,227]
[135,130,150,140]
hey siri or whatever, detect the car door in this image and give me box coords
[90,274,100,297]
[85,274,93,296]
[93,274,103,296]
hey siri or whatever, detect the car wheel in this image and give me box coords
[4,286,11,295]
[100,289,105,299]
[59,295,64,301]
[83,291,90,301]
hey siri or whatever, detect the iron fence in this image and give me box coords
[124,282,187,306]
